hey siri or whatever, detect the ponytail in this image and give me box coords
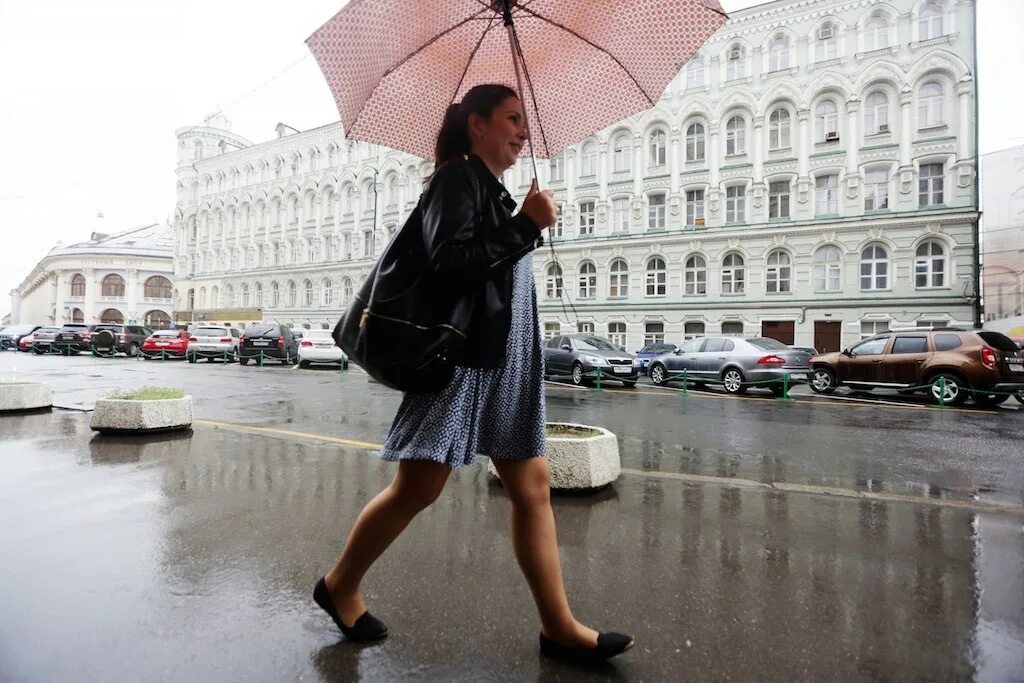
[434,84,518,165]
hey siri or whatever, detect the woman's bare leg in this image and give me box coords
[492,456,599,647]
[324,459,451,626]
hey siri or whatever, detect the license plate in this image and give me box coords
[613,366,631,374]
[253,341,270,347]
[156,342,169,347]
[315,343,332,348]
[788,373,808,380]
[1008,359,1023,368]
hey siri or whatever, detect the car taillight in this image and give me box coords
[189,336,198,342]
[300,340,313,347]
[82,332,92,340]
[756,355,786,366]
[278,336,285,348]
[219,337,232,343]
[981,346,997,370]
[238,336,245,345]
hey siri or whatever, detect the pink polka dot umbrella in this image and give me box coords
[306,0,726,163]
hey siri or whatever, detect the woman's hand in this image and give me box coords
[522,179,557,229]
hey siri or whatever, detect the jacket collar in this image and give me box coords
[467,153,517,212]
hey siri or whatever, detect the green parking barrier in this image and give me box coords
[938,376,947,408]
[594,367,603,392]
[778,373,795,401]
[678,368,689,397]
[258,350,264,367]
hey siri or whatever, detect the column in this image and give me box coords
[632,135,643,196]
[53,271,65,325]
[797,109,810,177]
[354,190,363,258]
[669,129,681,193]
[126,268,139,323]
[84,268,96,323]
[752,116,765,183]
[899,90,913,167]
[956,80,972,160]
[845,99,860,174]
[565,149,577,206]
[598,142,609,199]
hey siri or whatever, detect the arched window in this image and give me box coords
[768,109,791,149]
[70,273,86,298]
[915,241,946,288]
[609,259,629,298]
[726,44,745,80]
[722,253,745,294]
[578,263,597,299]
[101,274,125,297]
[919,2,943,40]
[223,285,234,308]
[815,22,838,62]
[864,92,889,134]
[270,282,280,307]
[686,57,705,88]
[342,278,353,305]
[860,244,890,290]
[545,264,563,299]
[648,129,667,167]
[321,278,333,307]
[612,133,632,173]
[100,308,124,324]
[815,100,839,142]
[645,257,667,296]
[193,140,203,161]
[144,276,172,299]
[70,307,84,323]
[254,282,264,308]
[918,82,944,128]
[864,13,890,51]
[766,250,792,293]
[145,310,171,329]
[241,283,250,307]
[580,141,597,176]
[684,255,707,295]
[686,123,705,161]
[302,279,314,307]
[768,35,790,71]
[287,281,298,307]
[211,285,220,308]
[725,116,745,155]
[813,246,843,292]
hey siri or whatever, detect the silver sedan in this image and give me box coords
[648,336,813,395]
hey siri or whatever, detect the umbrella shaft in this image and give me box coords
[505,22,539,183]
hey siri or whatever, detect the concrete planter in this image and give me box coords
[0,382,53,413]
[488,422,621,492]
[90,396,193,434]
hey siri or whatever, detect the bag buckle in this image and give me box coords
[359,308,370,329]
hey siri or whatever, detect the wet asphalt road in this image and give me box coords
[1,352,1023,681]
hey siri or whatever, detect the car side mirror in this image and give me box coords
[560,344,571,351]
[842,348,852,357]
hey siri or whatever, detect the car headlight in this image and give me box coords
[582,355,605,365]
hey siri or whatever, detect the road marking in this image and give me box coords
[192,420,1023,516]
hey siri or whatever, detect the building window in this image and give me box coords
[725,116,745,155]
[645,257,667,296]
[722,253,745,294]
[612,134,632,173]
[144,276,172,299]
[543,322,561,341]
[865,168,890,211]
[648,130,667,167]
[551,203,564,238]
[815,101,839,142]
[686,123,706,161]
[545,264,563,299]
[70,273,86,297]
[549,152,564,182]
[254,283,264,308]
[580,142,597,177]
[578,201,596,236]
[918,82,944,128]
[241,283,250,307]
[684,255,707,295]
[519,159,536,186]
[684,321,705,340]
[609,259,629,298]
[919,163,945,206]
[860,244,890,290]
[815,22,838,62]
[101,274,126,297]
[607,322,626,347]
[70,307,84,323]
[578,263,596,299]
[321,278,333,306]
[726,44,745,80]
[915,241,946,287]
[223,285,234,308]
[340,278,353,305]
[686,190,705,226]
[287,281,297,307]
[766,250,791,293]
[648,194,666,231]
[768,109,791,149]
[644,322,665,345]
[860,320,890,339]
[303,279,314,307]
[813,246,843,292]
[686,58,704,88]
[918,2,943,40]
[363,230,374,257]
[576,321,594,334]
[725,186,746,223]
[722,321,744,335]
[768,35,790,71]
[100,308,124,324]
[864,92,889,134]
[864,13,890,51]
[612,198,629,233]
[816,174,839,215]
[769,181,791,219]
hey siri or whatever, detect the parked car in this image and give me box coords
[634,342,677,374]
[790,345,819,356]
[142,329,191,358]
[648,336,813,395]
[187,325,241,362]
[238,323,299,365]
[544,334,640,387]
[29,326,62,354]
[86,323,152,357]
[50,323,94,354]
[297,328,348,368]
[809,328,1024,406]
[0,324,42,350]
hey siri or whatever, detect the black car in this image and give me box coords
[87,324,152,356]
[0,324,41,350]
[544,334,640,386]
[50,323,94,354]
[238,323,300,365]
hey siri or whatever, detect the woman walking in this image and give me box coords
[313,84,633,665]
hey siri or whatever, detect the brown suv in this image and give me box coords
[809,328,1024,406]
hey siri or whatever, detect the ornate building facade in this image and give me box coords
[173,0,978,353]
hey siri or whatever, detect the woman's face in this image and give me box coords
[468,96,528,175]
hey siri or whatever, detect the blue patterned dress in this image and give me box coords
[379,251,546,469]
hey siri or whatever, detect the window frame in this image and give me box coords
[860,244,890,291]
[645,257,667,297]
[721,253,745,294]
[812,246,843,292]
[919,163,945,207]
[815,173,839,216]
[608,259,629,298]
[765,250,792,294]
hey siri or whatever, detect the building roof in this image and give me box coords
[48,223,175,259]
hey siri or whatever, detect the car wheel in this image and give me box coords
[1015,392,1024,405]
[649,363,667,386]
[721,368,746,394]
[571,362,585,386]
[810,367,837,394]
[127,343,140,357]
[971,391,1009,407]
[33,347,45,355]
[621,380,636,388]
[282,354,292,366]
[239,357,249,366]
[927,373,967,406]
[299,360,310,369]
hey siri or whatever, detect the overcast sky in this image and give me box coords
[2,0,1021,319]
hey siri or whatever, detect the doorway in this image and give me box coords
[761,320,795,344]
[814,321,842,354]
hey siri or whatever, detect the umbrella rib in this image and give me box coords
[514,5,655,107]
[509,25,550,157]
[379,7,491,81]
[450,13,501,107]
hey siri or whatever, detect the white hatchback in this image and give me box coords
[297,329,348,368]
[188,325,241,362]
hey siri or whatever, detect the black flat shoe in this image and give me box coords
[539,632,634,665]
[313,577,388,641]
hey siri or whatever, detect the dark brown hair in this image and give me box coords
[434,84,518,165]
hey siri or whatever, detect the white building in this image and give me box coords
[173,0,977,354]
[980,144,1024,330]
[9,224,176,328]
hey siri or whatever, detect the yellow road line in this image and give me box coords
[194,419,382,450]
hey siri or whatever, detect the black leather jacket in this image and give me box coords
[420,153,541,368]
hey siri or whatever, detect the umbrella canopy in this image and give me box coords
[307,0,726,161]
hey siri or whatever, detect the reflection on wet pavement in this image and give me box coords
[1,411,1021,681]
